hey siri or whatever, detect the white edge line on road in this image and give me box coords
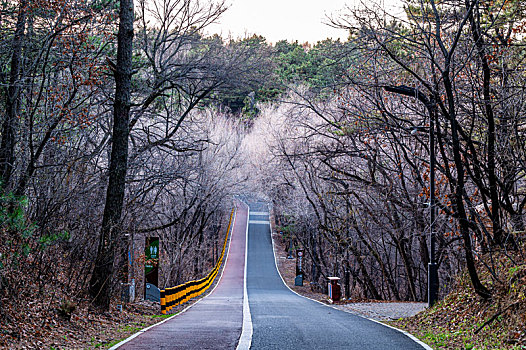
[236,201,253,350]
[110,205,238,350]
[269,219,433,350]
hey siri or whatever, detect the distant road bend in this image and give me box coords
[115,200,428,349]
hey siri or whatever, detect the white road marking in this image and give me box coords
[250,211,269,216]
[237,202,253,350]
[249,220,270,224]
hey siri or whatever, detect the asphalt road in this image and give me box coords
[246,201,426,350]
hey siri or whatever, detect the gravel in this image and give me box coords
[334,302,427,321]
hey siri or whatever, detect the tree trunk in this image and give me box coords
[444,74,492,300]
[0,0,28,189]
[467,1,504,247]
[89,0,134,310]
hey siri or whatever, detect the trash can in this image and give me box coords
[328,277,341,302]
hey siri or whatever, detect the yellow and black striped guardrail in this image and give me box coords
[160,208,235,314]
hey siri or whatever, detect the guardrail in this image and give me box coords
[160,208,235,314]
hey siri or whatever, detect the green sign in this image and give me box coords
[145,237,159,275]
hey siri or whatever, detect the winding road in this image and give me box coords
[114,200,428,349]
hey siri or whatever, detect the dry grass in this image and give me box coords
[1,250,225,349]
[1,282,221,349]
[391,253,526,349]
[1,298,160,349]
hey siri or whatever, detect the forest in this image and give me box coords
[1,0,525,346]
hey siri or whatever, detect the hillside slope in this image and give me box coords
[392,254,526,349]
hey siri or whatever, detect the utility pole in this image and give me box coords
[385,84,440,307]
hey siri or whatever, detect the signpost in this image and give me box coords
[145,237,159,301]
[295,249,304,286]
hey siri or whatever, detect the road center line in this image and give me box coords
[248,220,270,224]
[236,202,252,350]
[250,211,269,216]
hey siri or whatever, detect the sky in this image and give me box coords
[206,0,404,44]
